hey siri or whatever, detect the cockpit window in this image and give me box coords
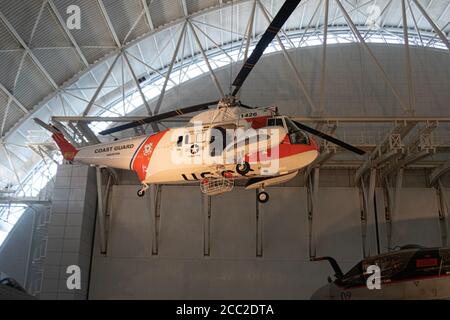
[339,262,365,287]
[267,117,309,144]
[267,118,284,127]
[440,248,450,272]
[284,118,309,145]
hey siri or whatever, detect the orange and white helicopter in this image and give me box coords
[35,0,365,203]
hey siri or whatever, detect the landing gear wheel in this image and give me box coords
[236,162,250,176]
[257,191,269,203]
[137,189,145,197]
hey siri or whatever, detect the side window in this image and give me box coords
[285,118,309,145]
[440,249,450,273]
[277,118,284,127]
[176,136,183,147]
[267,118,283,127]
[209,134,216,157]
[184,134,189,144]
[209,127,227,157]
[340,262,365,287]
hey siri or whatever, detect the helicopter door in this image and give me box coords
[224,126,287,161]
[209,124,236,158]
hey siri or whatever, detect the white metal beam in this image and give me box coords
[298,0,323,46]
[180,0,189,16]
[407,0,425,46]
[47,0,89,67]
[98,0,121,47]
[319,0,329,115]
[0,83,29,114]
[187,20,225,98]
[123,52,153,115]
[123,11,146,45]
[126,51,178,86]
[153,22,187,115]
[412,0,450,51]
[0,10,58,88]
[258,1,317,114]
[189,22,234,61]
[430,161,450,185]
[401,0,415,114]
[96,167,107,254]
[141,0,154,30]
[82,53,121,116]
[2,143,25,194]
[241,0,257,62]
[64,90,122,116]
[334,0,408,113]
[0,97,13,137]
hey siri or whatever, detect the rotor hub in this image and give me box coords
[218,96,236,109]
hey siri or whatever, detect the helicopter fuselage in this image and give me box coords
[72,114,319,186]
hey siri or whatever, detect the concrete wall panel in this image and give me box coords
[375,188,442,249]
[210,188,256,258]
[314,187,363,261]
[158,186,203,258]
[261,187,308,259]
[89,256,335,299]
[90,185,362,299]
[392,188,441,248]
[108,185,152,258]
[40,165,97,300]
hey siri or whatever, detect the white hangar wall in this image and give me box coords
[88,170,450,299]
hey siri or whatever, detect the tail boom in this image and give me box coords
[52,132,78,161]
[33,118,79,162]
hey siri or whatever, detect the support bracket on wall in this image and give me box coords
[306,167,320,258]
[435,179,448,246]
[151,185,162,255]
[202,193,211,256]
[96,166,115,255]
[256,189,263,258]
[358,168,379,257]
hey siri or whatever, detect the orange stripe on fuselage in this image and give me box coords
[131,130,168,182]
[245,116,270,129]
[245,135,319,162]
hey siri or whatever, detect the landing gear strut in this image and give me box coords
[137,183,149,197]
[236,161,250,176]
[257,190,269,203]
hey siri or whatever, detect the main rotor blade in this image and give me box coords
[231,0,302,96]
[99,100,219,135]
[292,120,366,155]
[238,102,256,109]
[33,117,60,134]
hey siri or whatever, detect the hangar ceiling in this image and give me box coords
[0,0,449,203]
